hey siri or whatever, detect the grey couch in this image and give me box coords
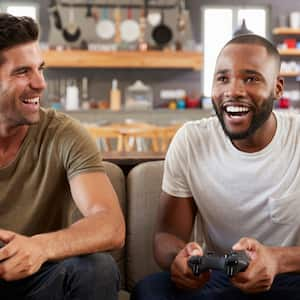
[103,160,164,299]
[103,160,203,299]
[72,160,201,299]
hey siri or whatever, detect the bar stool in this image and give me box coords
[158,123,182,152]
[85,125,124,152]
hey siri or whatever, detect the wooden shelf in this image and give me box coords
[280,72,300,77]
[273,27,300,35]
[42,50,203,70]
[278,49,300,55]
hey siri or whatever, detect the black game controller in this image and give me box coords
[188,250,250,277]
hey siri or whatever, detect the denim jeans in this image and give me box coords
[0,253,120,300]
[131,271,300,300]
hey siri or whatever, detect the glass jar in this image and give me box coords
[125,80,153,110]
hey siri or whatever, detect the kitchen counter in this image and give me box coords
[61,108,214,124]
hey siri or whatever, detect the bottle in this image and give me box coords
[65,79,79,110]
[110,79,121,111]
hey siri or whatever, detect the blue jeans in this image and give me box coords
[131,271,300,300]
[0,253,120,300]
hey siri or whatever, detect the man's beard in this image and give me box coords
[213,95,275,140]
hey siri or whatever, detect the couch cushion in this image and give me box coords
[126,160,164,291]
[103,161,126,289]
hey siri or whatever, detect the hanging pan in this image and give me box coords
[96,7,116,41]
[120,6,140,43]
[62,4,81,42]
[152,8,173,48]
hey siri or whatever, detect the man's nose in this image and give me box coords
[224,79,246,98]
[30,71,47,91]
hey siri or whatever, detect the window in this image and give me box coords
[0,2,38,20]
[202,5,269,97]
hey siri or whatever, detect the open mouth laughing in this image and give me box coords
[22,97,39,105]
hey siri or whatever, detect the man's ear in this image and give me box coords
[275,76,284,99]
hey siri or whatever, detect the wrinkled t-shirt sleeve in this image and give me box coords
[57,118,104,179]
[162,124,192,198]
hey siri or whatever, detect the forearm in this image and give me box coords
[31,211,125,261]
[271,246,300,274]
[154,232,187,270]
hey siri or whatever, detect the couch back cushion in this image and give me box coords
[126,160,164,291]
[103,161,127,288]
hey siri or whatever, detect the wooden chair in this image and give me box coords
[85,125,124,152]
[121,126,160,153]
[157,123,182,152]
[110,122,160,153]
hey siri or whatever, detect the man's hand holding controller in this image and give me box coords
[188,250,250,277]
[170,242,210,290]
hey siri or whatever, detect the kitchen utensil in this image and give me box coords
[138,0,148,51]
[175,0,186,50]
[152,8,173,48]
[147,11,161,27]
[48,0,62,30]
[120,6,140,43]
[96,7,116,40]
[62,4,81,42]
[113,6,121,46]
[86,0,93,18]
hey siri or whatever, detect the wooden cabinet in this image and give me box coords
[42,50,203,70]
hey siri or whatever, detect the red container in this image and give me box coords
[186,97,200,108]
[278,97,290,109]
[284,39,297,49]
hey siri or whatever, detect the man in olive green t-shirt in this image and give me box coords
[0,13,125,299]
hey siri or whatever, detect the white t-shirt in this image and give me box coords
[163,111,300,254]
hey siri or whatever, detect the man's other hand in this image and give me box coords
[0,229,47,281]
[231,237,278,293]
[170,241,210,290]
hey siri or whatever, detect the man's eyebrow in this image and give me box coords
[242,69,262,76]
[215,69,263,76]
[11,61,46,73]
[215,69,229,76]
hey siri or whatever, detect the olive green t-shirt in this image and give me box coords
[0,108,104,236]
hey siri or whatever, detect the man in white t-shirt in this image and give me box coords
[131,34,300,299]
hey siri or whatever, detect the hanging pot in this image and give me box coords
[96,7,116,41]
[152,8,172,48]
[62,5,81,43]
[120,6,140,43]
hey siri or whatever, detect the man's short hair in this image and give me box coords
[0,13,39,63]
[222,34,281,72]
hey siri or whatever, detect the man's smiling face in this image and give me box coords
[211,43,282,141]
[0,41,46,128]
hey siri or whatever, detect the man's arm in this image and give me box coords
[154,191,197,269]
[154,191,210,289]
[0,171,125,281]
[34,171,125,259]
